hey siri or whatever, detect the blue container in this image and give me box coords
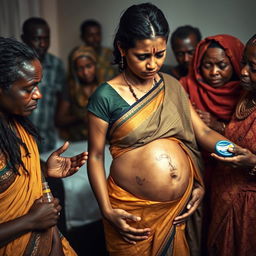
[215,140,235,157]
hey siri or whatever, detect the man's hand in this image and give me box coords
[46,141,88,178]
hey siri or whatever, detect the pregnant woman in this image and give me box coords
[87,3,234,256]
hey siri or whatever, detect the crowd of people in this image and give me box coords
[1,2,256,256]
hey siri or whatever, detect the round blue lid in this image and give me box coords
[215,140,234,157]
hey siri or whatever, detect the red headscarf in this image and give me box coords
[180,34,244,121]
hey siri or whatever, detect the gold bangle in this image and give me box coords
[249,165,256,176]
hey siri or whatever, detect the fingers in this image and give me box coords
[173,186,203,225]
[112,209,151,244]
[120,229,150,244]
[71,152,88,163]
[173,202,198,225]
[53,141,70,156]
[70,152,88,169]
[211,153,237,162]
[119,224,151,244]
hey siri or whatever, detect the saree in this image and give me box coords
[104,73,203,256]
[208,93,256,256]
[180,34,244,121]
[0,122,76,256]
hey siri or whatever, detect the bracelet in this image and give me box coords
[249,165,256,176]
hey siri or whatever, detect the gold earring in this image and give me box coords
[120,56,124,70]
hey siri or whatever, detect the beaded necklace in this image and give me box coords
[122,72,156,101]
[236,91,256,120]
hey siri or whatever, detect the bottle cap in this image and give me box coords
[215,140,234,157]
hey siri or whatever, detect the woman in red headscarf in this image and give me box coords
[180,34,244,254]
[180,34,244,134]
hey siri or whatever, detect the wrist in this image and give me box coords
[22,213,35,232]
[102,207,114,220]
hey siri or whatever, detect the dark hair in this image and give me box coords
[208,41,224,50]
[246,34,256,46]
[0,37,41,174]
[171,25,202,50]
[22,17,49,35]
[113,3,170,71]
[80,19,101,36]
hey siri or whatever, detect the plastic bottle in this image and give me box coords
[42,181,53,202]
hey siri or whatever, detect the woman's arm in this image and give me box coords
[190,102,228,152]
[87,112,112,216]
[191,102,256,173]
[87,112,151,244]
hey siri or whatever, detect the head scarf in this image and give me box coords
[180,34,244,120]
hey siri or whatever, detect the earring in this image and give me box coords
[120,55,124,70]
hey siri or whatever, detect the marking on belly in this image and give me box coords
[136,176,146,186]
[156,153,178,178]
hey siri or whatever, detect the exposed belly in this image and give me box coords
[110,138,191,201]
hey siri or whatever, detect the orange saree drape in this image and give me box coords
[0,122,76,256]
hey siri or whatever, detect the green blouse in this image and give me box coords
[87,82,131,125]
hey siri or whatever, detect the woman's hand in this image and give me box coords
[211,145,256,169]
[173,183,204,225]
[46,141,88,178]
[106,208,151,244]
[27,197,61,230]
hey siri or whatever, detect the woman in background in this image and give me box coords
[180,34,244,134]
[180,36,244,252]
[56,46,98,141]
[208,34,256,256]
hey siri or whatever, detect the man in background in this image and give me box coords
[21,17,66,153]
[161,25,202,80]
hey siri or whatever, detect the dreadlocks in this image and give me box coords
[0,37,41,174]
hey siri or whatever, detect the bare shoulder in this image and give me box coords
[107,73,124,89]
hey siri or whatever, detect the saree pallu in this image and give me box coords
[0,122,76,256]
[106,73,203,255]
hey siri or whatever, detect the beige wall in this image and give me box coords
[40,0,60,57]
[48,0,255,67]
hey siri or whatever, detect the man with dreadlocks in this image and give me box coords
[0,37,88,255]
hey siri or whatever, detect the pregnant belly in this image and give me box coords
[110,138,192,201]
